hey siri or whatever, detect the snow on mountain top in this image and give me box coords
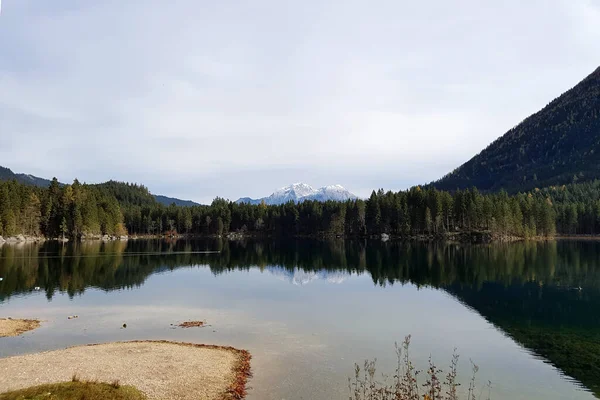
[236,183,358,205]
[272,183,317,198]
[321,184,349,192]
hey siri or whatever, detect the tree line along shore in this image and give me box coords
[3,177,600,242]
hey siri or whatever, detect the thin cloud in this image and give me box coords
[0,0,599,202]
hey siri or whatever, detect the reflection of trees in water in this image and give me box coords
[1,239,600,395]
[0,240,192,300]
[2,239,600,300]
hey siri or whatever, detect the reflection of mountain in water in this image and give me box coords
[265,266,350,285]
[1,239,600,396]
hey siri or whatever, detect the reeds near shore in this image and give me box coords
[349,336,491,400]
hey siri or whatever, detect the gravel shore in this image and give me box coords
[0,341,251,400]
[0,318,40,337]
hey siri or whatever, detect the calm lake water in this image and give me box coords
[1,239,599,399]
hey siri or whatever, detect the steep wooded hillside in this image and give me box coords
[433,66,600,192]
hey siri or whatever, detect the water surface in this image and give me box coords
[1,239,599,399]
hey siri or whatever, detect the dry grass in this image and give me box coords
[0,381,146,400]
[0,341,252,400]
[0,318,40,337]
[349,336,491,400]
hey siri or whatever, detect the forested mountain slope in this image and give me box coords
[93,181,156,207]
[0,166,53,187]
[154,195,200,207]
[0,166,199,207]
[433,66,600,193]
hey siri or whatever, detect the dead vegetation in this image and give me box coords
[349,336,491,400]
[178,320,206,328]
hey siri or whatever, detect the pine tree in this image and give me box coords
[425,207,433,234]
[24,193,42,236]
[60,217,68,241]
[366,191,381,234]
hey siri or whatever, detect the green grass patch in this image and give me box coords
[0,381,146,400]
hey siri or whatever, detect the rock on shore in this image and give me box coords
[1,235,45,244]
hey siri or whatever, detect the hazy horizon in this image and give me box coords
[1,1,599,203]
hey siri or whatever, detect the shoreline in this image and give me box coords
[0,340,252,400]
[4,232,597,245]
[554,235,600,241]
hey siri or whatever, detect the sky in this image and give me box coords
[0,1,599,204]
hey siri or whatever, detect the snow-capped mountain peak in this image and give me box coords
[236,183,358,205]
[272,183,317,199]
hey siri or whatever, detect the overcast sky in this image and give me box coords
[1,0,599,203]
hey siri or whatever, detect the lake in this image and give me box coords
[1,239,599,399]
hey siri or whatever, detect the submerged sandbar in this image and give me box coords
[0,318,40,337]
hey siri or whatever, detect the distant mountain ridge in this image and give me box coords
[153,195,200,207]
[0,165,200,206]
[236,183,358,205]
[432,66,600,193]
[0,166,54,187]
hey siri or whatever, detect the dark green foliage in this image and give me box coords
[434,66,600,193]
[94,181,155,208]
[528,180,600,235]
[0,178,562,239]
[8,176,600,240]
[116,185,557,239]
[0,165,197,207]
[0,178,125,238]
